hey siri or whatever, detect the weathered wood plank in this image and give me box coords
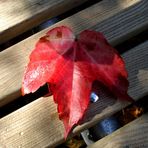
[0,41,148,147]
[0,0,148,107]
[88,113,148,148]
[0,0,88,44]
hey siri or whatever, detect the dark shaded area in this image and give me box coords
[89,116,121,141]
[0,84,49,118]
[82,81,117,124]
[125,95,148,115]
[115,30,148,54]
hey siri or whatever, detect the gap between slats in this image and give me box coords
[87,113,148,148]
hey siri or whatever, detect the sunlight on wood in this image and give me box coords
[0,0,88,44]
[0,97,65,148]
[117,0,141,9]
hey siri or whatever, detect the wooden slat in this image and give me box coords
[0,41,148,147]
[0,0,148,107]
[88,113,148,148]
[0,0,88,44]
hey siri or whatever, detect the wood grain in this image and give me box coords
[0,0,148,107]
[0,41,148,147]
[88,113,148,148]
[0,0,88,44]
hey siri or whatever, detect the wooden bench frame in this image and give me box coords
[0,0,148,147]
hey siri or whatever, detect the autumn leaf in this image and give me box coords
[22,26,133,138]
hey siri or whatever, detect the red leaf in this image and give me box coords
[22,26,133,138]
[77,30,133,102]
[22,26,74,94]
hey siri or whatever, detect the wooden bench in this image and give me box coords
[0,0,148,147]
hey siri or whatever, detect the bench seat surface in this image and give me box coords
[0,0,148,147]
